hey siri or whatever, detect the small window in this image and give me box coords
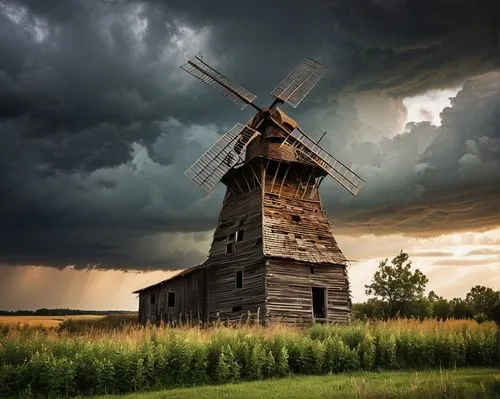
[228,232,236,241]
[167,292,175,307]
[309,266,315,274]
[255,237,263,245]
[226,242,235,254]
[236,229,244,242]
[291,215,302,223]
[232,305,242,312]
[238,218,246,227]
[150,294,156,305]
[235,270,243,289]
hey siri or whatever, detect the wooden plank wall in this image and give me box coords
[262,189,347,264]
[206,187,266,322]
[266,258,351,323]
[138,269,207,323]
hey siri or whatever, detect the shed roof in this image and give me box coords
[132,262,205,294]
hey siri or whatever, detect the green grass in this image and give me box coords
[0,319,498,397]
[95,368,500,399]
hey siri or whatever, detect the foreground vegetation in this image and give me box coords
[96,368,500,399]
[0,318,498,397]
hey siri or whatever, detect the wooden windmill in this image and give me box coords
[134,56,365,325]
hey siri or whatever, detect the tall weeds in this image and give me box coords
[0,318,497,397]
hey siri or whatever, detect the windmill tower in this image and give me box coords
[135,56,365,325]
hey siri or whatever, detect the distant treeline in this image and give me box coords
[353,285,500,323]
[0,308,136,316]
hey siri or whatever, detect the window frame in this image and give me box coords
[167,291,176,308]
[235,269,244,289]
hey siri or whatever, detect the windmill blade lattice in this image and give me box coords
[282,129,365,196]
[181,56,257,110]
[271,58,326,108]
[185,123,260,193]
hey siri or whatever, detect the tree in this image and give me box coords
[465,285,500,319]
[433,299,451,321]
[365,251,429,318]
[427,291,442,303]
[449,298,474,319]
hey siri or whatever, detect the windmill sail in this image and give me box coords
[282,129,365,196]
[271,58,326,108]
[185,123,260,193]
[180,56,257,110]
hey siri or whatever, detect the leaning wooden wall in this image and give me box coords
[266,258,351,324]
[206,186,266,322]
[138,269,207,324]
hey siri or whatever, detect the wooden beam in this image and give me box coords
[249,164,261,187]
[294,167,306,198]
[301,169,313,199]
[242,170,252,191]
[278,164,290,197]
[270,160,281,193]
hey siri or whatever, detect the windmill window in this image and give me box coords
[228,232,236,241]
[235,270,243,289]
[291,214,302,223]
[226,242,235,254]
[309,266,315,274]
[232,305,242,312]
[150,294,156,305]
[236,229,244,242]
[167,292,175,308]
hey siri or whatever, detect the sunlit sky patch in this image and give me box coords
[403,87,462,126]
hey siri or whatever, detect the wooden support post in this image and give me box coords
[256,307,260,324]
[242,170,252,191]
[278,164,290,197]
[246,311,251,324]
[249,165,261,187]
[234,176,244,195]
[294,167,306,198]
[301,170,313,199]
[270,161,281,193]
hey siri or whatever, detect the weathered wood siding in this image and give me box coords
[262,191,347,264]
[138,268,207,323]
[266,258,351,323]
[206,187,266,322]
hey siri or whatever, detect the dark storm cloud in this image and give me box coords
[325,72,500,236]
[0,0,499,269]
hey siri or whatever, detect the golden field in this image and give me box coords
[0,314,105,327]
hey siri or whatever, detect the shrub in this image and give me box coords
[0,319,496,397]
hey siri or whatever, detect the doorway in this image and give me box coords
[312,287,327,320]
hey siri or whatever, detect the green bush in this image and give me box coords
[0,320,497,397]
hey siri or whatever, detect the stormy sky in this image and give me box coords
[0,0,499,308]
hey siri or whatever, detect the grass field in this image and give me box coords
[0,318,498,397]
[95,368,500,399]
[0,315,105,328]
